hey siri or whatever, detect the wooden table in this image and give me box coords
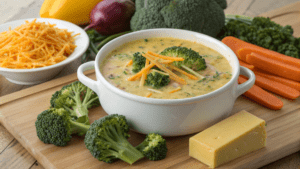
[1,0,300,168]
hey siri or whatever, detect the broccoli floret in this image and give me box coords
[132,52,146,73]
[35,108,90,146]
[136,0,170,11]
[145,71,170,89]
[50,81,100,124]
[136,133,168,161]
[131,0,226,38]
[84,114,144,164]
[160,46,206,71]
[130,9,168,31]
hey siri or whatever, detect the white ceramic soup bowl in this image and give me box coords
[77,29,255,136]
[0,18,89,85]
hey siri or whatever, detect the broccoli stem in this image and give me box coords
[62,105,77,117]
[109,137,144,165]
[225,14,253,25]
[82,88,99,107]
[73,105,89,118]
[71,85,89,118]
[102,126,144,164]
[69,120,90,135]
[116,143,144,165]
[71,88,98,120]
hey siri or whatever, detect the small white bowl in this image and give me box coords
[78,29,255,136]
[0,18,89,85]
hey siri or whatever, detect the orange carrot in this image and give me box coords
[252,67,273,75]
[254,70,300,91]
[169,87,181,93]
[168,64,198,80]
[239,60,254,70]
[127,63,155,81]
[126,60,133,66]
[128,60,174,81]
[246,52,300,81]
[147,51,185,61]
[222,36,249,61]
[238,76,283,110]
[222,36,300,67]
[146,93,152,97]
[246,74,300,99]
[140,59,150,87]
[239,48,300,68]
[142,53,187,85]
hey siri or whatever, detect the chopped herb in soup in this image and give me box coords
[100,37,232,99]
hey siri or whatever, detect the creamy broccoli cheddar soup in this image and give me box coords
[100,37,232,99]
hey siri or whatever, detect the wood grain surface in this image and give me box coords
[1,69,300,169]
[1,0,300,169]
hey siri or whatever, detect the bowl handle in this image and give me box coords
[235,66,256,98]
[77,61,98,94]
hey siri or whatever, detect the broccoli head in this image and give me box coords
[132,52,146,73]
[84,114,144,164]
[35,108,90,146]
[136,133,168,161]
[214,0,227,9]
[131,0,226,38]
[145,71,170,89]
[50,81,100,124]
[160,46,206,71]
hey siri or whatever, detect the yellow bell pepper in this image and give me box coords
[40,0,103,25]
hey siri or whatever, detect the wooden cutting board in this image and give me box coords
[1,3,300,169]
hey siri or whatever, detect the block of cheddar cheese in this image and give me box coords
[189,110,266,168]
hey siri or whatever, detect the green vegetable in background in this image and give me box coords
[217,15,300,58]
[82,29,132,63]
[131,0,227,38]
[82,29,107,62]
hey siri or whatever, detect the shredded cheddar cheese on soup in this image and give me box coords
[0,19,79,69]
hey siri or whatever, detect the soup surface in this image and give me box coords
[100,37,232,99]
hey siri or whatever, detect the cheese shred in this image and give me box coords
[169,87,182,93]
[146,92,152,97]
[0,19,79,69]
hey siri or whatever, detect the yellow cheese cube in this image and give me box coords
[189,110,266,168]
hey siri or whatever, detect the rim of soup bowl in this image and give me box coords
[95,28,239,105]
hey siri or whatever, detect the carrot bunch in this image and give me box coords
[222,36,300,110]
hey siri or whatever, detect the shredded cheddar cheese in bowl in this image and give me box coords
[0,19,79,69]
